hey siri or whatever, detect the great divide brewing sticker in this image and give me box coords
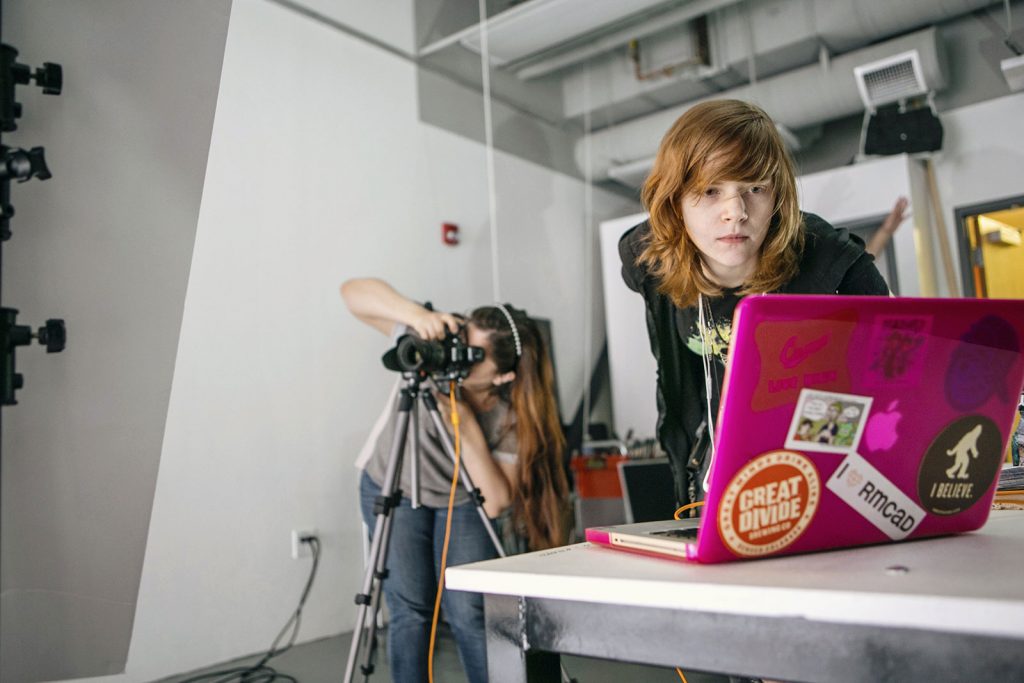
[717,450,820,557]
[827,451,925,540]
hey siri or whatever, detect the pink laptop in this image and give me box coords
[587,294,1024,563]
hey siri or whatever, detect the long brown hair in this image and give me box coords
[639,99,804,308]
[470,305,568,550]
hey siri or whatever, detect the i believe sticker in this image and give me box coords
[717,450,820,558]
[917,415,1002,515]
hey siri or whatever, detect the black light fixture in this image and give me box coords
[854,49,943,156]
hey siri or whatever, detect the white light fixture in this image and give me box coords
[421,0,671,64]
[1001,53,1024,92]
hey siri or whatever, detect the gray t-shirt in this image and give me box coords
[361,327,518,508]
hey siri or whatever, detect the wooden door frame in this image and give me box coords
[953,194,1024,297]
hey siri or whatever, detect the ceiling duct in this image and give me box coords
[854,50,930,111]
[515,0,744,80]
[579,26,946,185]
[421,0,673,64]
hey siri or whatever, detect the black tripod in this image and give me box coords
[343,371,506,683]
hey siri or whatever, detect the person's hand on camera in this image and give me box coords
[411,308,460,340]
[341,278,462,339]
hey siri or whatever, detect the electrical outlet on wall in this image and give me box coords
[291,529,317,559]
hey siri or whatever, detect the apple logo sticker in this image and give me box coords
[865,400,902,452]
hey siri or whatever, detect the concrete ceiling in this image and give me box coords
[411,0,1022,188]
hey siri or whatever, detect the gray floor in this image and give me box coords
[158,626,731,683]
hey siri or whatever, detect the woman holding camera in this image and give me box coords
[619,99,889,511]
[341,277,568,683]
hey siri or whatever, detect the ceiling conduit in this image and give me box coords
[581,27,943,184]
[576,0,1000,183]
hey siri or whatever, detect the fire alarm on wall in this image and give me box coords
[442,222,459,245]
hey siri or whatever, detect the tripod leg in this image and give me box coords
[410,400,421,508]
[359,508,393,682]
[421,390,506,558]
[344,387,414,683]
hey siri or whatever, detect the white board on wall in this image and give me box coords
[599,212,658,441]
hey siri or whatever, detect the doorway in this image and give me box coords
[954,195,1024,298]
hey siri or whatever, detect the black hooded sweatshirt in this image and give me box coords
[618,212,890,506]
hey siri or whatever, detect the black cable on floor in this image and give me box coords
[177,536,322,683]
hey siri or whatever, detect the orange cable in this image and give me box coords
[672,501,702,680]
[674,501,705,519]
[428,384,462,683]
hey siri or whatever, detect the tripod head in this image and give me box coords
[2,309,66,404]
[1,41,67,403]
[1,43,63,132]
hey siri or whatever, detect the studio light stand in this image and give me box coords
[1,38,66,406]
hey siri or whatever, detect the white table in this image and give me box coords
[446,510,1024,682]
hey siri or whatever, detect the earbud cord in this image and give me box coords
[698,294,717,492]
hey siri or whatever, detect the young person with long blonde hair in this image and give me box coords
[341,277,568,683]
[619,99,888,510]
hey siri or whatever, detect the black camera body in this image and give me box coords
[383,329,484,381]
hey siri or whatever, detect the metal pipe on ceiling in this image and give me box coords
[573,0,999,183]
[578,27,944,183]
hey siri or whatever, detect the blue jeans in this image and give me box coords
[359,471,496,683]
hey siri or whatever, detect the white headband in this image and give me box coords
[494,304,522,359]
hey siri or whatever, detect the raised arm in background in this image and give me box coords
[865,196,909,258]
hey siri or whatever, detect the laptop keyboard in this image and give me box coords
[650,526,698,540]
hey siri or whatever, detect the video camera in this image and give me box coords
[382,327,484,381]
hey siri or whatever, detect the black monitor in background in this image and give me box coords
[530,316,563,424]
[618,457,676,523]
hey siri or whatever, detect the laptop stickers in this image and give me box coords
[587,295,1024,564]
[865,314,932,387]
[751,310,857,412]
[827,452,925,540]
[785,389,872,455]
[917,415,1004,516]
[945,315,1021,411]
[717,450,820,558]
[863,399,903,452]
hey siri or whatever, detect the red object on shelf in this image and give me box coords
[570,455,627,498]
[442,222,459,245]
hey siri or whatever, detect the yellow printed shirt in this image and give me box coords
[677,289,742,368]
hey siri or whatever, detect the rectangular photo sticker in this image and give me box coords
[784,388,874,455]
[864,315,933,387]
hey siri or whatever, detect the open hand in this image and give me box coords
[880,196,909,235]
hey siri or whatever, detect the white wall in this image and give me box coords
[1,2,231,682]
[599,213,658,441]
[798,92,1024,298]
[57,1,633,681]
[297,0,417,54]
[798,155,925,296]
